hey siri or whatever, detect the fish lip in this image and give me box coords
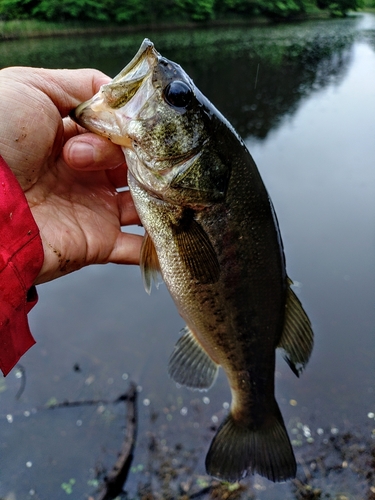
[100,38,160,109]
[71,39,157,121]
[111,38,157,84]
[69,106,79,123]
[70,38,159,144]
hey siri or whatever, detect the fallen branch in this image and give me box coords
[96,381,138,500]
[45,392,131,410]
[47,398,111,409]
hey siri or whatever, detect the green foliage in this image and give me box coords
[111,0,149,23]
[0,0,148,22]
[0,0,39,20]
[258,0,310,17]
[317,0,363,15]
[32,0,110,21]
[214,0,258,15]
[0,0,363,23]
[172,0,215,20]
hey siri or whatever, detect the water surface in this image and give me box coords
[0,14,374,499]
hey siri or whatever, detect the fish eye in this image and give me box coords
[164,81,193,109]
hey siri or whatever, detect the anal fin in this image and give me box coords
[278,278,314,377]
[168,326,219,390]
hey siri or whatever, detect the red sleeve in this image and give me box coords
[0,156,43,376]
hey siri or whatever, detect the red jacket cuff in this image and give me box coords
[0,156,43,376]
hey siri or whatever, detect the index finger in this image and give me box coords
[31,67,111,117]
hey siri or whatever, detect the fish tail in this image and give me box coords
[205,405,296,483]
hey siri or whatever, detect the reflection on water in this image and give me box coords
[0,14,375,499]
[0,17,360,141]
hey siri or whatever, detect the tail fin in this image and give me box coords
[205,407,296,483]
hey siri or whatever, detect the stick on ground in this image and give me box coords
[97,382,138,500]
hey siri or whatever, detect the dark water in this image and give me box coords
[0,14,375,499]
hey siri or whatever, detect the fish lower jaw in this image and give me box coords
[108,134,132,148]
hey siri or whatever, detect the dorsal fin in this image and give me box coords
[278,278,314,377]
[140,232,161,294]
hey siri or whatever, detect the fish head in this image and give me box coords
[72,39,229,204]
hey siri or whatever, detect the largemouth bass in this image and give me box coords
[71,39,313,483]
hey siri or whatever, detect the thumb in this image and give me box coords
[63,133,126,171]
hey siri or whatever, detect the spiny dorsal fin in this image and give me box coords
[172,215,220,285]
[140,232,161,294]
[168,326,219,390]
[278,278,314,377]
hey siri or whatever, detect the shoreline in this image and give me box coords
[0,13,332,41]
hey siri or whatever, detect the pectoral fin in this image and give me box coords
[140,232,161,294]
[278,278,314,377]
[168,326,219,390]
[172,216,220,285]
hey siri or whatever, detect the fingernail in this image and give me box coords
[70,141,95,167]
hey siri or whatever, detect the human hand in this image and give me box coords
[0,67,142,284]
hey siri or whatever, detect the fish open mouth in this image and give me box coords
[71,39,160,146]
[100,39,159,110]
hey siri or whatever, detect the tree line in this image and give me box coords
[0,0,363,24]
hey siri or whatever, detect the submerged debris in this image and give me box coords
[292,426,375,500]
[131,415,375,500]
[13,380,374,499]
[96,382,138,500]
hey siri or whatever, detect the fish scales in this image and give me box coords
[71,38,313,483]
